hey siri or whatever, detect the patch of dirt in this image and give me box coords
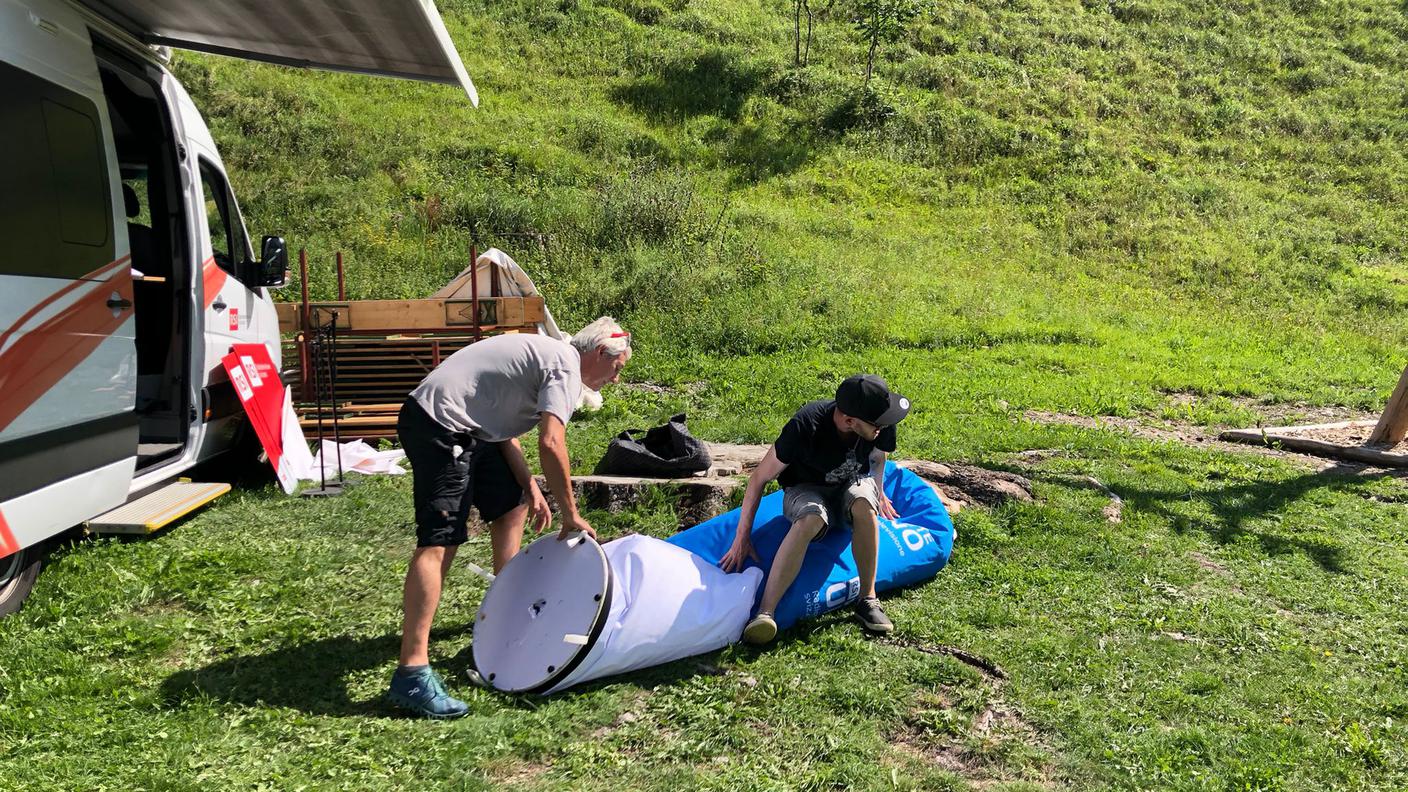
[1023,410,1345,470]
[1188,550,1228,577]
[1260,422,1408,453]
[891,688,1055,790]
[1026,409,1210,445]
[589,689,654,740]
[618,381,707,396]
[1162,392,1377,428]
[486,760,551,787]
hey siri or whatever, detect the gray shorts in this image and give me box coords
[782,478,881,541]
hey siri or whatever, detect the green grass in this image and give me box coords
[5,0,1408,787]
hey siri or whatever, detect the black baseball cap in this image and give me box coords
[835,374,910,427]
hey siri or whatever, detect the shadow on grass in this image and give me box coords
[1033,462,1407,574]
[159,624,470,717]
[612,49,768,122]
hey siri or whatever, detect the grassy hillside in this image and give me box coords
[175,0,1408,421]
[3,0,1408,790]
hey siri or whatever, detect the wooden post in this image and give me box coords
[336,250,346,301]
[298,248,310,401]
[1368,362,1408,445]
[469,244,480,342]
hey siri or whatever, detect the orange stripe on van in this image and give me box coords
[0,268,134,433]
[201,257,225,309]
[0,511,18,559]
[0,256,130,353]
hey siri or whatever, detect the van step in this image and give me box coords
[88,482,232,534]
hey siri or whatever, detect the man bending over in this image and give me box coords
[389,318,631,717]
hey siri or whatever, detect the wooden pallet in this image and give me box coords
[276,296,544,334]
[284,251,549,441]
[297,401,402,440]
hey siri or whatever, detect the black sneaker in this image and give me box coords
[854,597,893,634]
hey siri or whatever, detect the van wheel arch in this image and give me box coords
[0,545,43,618]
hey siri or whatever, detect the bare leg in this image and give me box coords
[399,543,460,666]
[757,514,824,614]
[489,503,529,573]
[850,499,879,599]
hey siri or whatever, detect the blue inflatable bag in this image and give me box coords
[667,461,953,630]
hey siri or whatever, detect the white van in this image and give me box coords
[0,0,476,614]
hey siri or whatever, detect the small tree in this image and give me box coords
[792,0,842,67]
[850,0,926,89]
[791,0,815,67]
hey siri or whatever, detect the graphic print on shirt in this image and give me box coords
[823,443,865,485]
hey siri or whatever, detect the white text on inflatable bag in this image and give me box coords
[886,521,936,555]
[807,577,861,616]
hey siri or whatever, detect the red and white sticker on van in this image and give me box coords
[0,512,18,559]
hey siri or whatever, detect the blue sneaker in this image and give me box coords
[387,666,469,719]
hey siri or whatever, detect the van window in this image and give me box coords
[0,61,114,280]
[197,159,250,281]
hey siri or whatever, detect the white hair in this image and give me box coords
[571,316,630,358]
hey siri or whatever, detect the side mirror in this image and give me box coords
[257,236,288,287]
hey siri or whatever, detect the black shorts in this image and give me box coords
[398,398,525,547]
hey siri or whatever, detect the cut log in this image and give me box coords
[1369,362,1408,445]
[1219,428,1408,467]
[895,459,1035,508]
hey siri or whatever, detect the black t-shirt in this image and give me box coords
[774,399,897,489]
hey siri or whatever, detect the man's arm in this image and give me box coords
[720,446,788,572]
[869,447,898,520]
[538,412,595,540]
[500,437,550,533]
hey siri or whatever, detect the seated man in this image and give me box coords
[720,374,911,644]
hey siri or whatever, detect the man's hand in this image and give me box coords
[558,511,596,541]
[527,481,551,534]
[719,537,759,573]
[878,493,899,521]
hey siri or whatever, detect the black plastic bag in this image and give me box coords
[594,413,712,477]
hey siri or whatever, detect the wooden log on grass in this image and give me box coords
[1219,428,1408,467]
[1368,362,1408,445]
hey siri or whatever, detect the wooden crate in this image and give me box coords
[284,298,545,441]
[276,296,544,334]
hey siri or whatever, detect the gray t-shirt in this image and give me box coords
[410,334,582,442]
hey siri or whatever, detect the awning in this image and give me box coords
[78,0,478,105]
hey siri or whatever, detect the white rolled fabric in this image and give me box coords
[544,535,763,693]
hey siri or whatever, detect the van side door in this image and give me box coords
[0,50,137,549]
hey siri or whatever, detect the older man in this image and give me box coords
[388,317,631,718]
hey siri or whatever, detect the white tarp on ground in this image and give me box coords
[291,438,407,482]
[543,534,764,694]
